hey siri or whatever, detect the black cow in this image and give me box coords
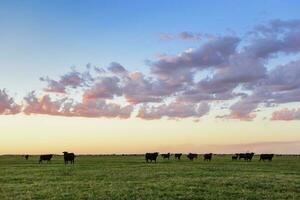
[24,155,29,160]
[187,153,198,161]
[238,153,246,160]
[237,153,254,161]
[232,154,238,160]
[39,154,53,163]
[245,152,255,161]
[161,153,171,160]
[204,153,213,161]
[63,152,75,164]
[260,154,274,161]
[174,153,182,160]
[145,152,159,163]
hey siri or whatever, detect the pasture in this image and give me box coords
[0,155,299,199]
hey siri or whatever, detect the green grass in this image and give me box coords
[0,155,299,200]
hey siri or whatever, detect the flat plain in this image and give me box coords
[0,155,299,200]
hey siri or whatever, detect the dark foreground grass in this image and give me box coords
[0,155,299,200]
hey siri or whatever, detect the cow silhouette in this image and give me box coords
[39,154,53,164]
[63,152,75,164]
[237,153,254,161]
[203,153,213,161]
[187,153,198,161]
[260,154,274,161]
[145,152,159,163]
[232,154,238,160]
[175,153,182,160]
[161,153,171,159]
[245,153,254,161]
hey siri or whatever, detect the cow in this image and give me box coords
[203,153,213,161]
[174,153,182,160]
[161,153,171,160]
[232,154,238,160]
[238,153,246,160]
[245,152,255,161]
[63,152,75,164]
[236,153,254,161]
[187,153,198,161]
[260,154,274,161]
[145,152,159,163]
[39,154,53,164]
[24,155,29,160]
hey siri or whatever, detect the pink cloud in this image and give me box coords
[23,91,133,119]
[0,89,21,115]
[271,108,300,121]
[23,92,69,116]
[73,99,133,119]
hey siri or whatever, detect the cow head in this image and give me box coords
[63,151,68,155]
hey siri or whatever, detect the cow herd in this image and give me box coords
[145,152,275,163]
[24,151,76,164]
[145,152,214,162]
[231,153,274,161]
[22,152,275,164]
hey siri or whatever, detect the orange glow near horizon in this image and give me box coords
[1,114,300,154]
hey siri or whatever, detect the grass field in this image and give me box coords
[0,155,299,200]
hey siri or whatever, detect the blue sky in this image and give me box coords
[1,0,300,95]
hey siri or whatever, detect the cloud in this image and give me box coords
[159,32,215,41]
[4,19,300,121]
[225,98,259,121]
[40,68,88,93]
[137,102,209,120]
[178,32,202,40]
[0,89,21,115]
[39,77,66,93]
[23,92,70,116]
[150,36,240,89]
[271,108,300,121]
[159,33,174,41]
[262,60,300,104]
[252,19,300,36]
[194,53,266,97]
[83,76,122,100]
[23,91,133,119]
[73,98,133,119]
[152,36,240,71]
[107,62,128,75]
[122,72,172,104]
[246,19,300,58]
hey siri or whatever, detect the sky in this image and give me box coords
[1,0,300,154]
